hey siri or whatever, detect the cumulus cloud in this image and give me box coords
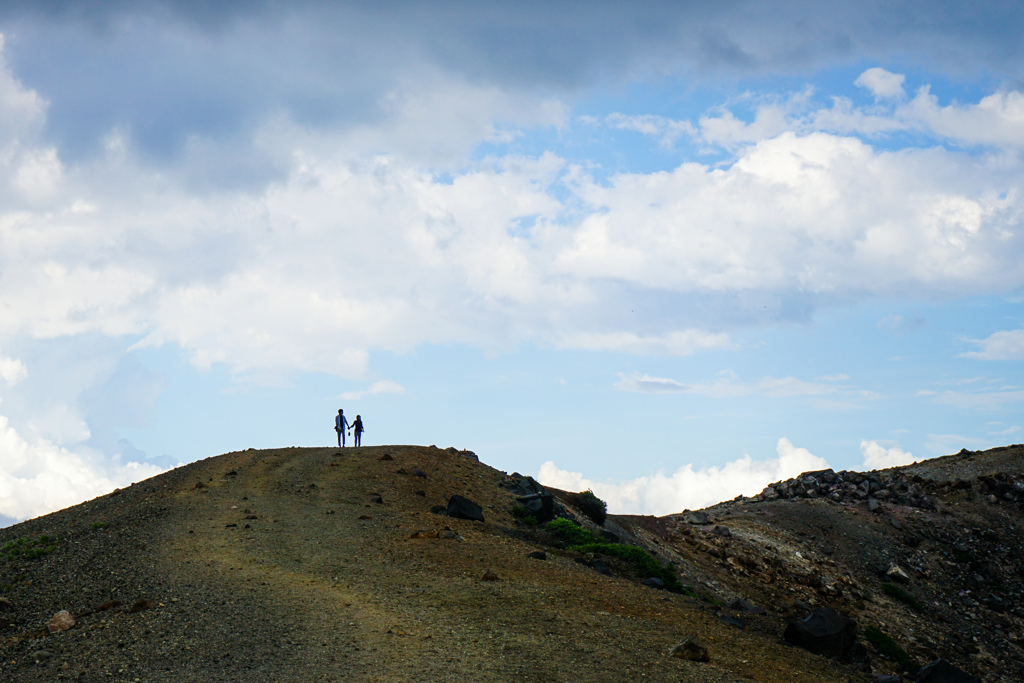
[537,437,830,515]
[855,67,906,100]
[961,329,1024,360]
[0,414,165,521]
[338,380,406,401]
[0,356,26,386]
[860,440,917,469]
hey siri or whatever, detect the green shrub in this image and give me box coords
[864,626,920,675]
[545,518,599,546]
[1,535,58,561]
[566,489,608,525]
[91,522,107,530]
[880,582,924,612]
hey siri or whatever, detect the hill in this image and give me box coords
[0,443,1021,681]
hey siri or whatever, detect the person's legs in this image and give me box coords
[355,432,361,447]
[337,430,341,448]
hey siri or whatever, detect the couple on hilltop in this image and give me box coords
[335,409,364,448]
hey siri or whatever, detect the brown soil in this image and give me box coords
[1,443,1021,681]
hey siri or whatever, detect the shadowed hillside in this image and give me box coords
[0,444,1021,681]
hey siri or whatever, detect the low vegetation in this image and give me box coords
[1,535,58,562]
[864,626,920,675]
[880,582,924,613]
[544,519,682,591]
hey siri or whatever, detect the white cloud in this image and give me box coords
[606,113,696,148]
[0,414,165,521]
[537,437,830,515]
[987,424,1020,436]
[855,67,906,100]
[962,329,1024,360]
[614,370,839,398]
[0,356,26,386]
[338,380,406,401]
[860,439,917,469]
[559,329,733,356]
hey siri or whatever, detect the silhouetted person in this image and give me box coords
[352,415,364,447]
[335,409,351,448]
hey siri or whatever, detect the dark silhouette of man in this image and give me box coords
[335,409,350,447]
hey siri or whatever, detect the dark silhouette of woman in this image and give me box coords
[352,415,364,447]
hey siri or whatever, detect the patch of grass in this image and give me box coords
[880,582,924,612]
[864,626,920,675]
[1,535,58,561]
[90,522,107,530]
[544,519,683,592]
[545,518,599,546]
[511,506,538,526]
[572,542,683,591]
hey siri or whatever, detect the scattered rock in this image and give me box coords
[46,611,75,633]
[868,497,882,513]
[720,615,746,629]
[413,469,428,478]
[527,550,547,560]
[358,514,371,520]
[0,597,15,613]
[783,607,865,664]
[725,597,766,614]
[711,525,731,537]
[641,577,666,589]
[886,564,911,584]
[370,495,384,505]
[447,495,485,522]
[670,636,709,662]
[481,570,500,581]
[915,659,981,683]
[414,490,426,497]
[379,453,393,461]
[194,482,205,489]
[685,511,710,525]
[129,599,156,613]
[876,675,901,683]
[430,505,448,516]
[442,529,464,541]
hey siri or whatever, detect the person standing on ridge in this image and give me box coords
[335,409,351,448]
[352,415,364,447]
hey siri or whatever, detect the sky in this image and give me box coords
[1,1,1023,525]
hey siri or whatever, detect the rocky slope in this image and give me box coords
[0,443,1020,681]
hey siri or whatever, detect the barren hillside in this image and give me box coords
[0,443,1021,681]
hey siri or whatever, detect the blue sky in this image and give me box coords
[1,1,1023,524]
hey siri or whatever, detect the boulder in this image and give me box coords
[670,637,709,662]
[641,577,665,589]
[783,607,865,663]
[886,564,911,584]
[46,610,75,633]
[447,495,485,522]
[711,525,732,537]
[915,659,981,683]
[516,492,555,524]
[685,511,710,525]
[725,597,766,615]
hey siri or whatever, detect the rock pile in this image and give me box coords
[753,468,1024,511]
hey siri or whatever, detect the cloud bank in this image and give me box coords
[538,437,830,515]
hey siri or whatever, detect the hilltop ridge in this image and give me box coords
[0,443,1021,681]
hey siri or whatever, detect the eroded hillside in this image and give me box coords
[0,443,1020,681]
